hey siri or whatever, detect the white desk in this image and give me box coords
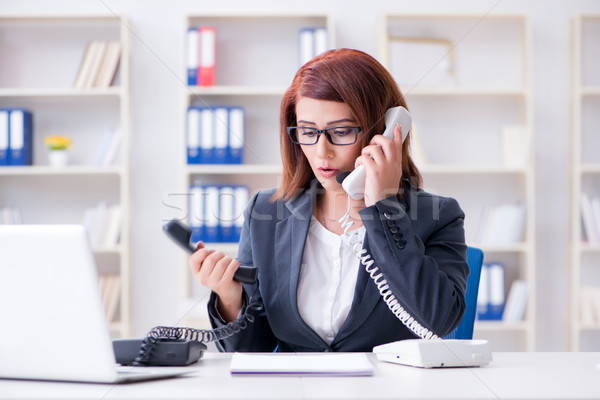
[1,352,599,400]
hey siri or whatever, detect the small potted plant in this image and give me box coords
[44,135,72,167]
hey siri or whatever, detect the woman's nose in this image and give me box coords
[315,133,334,158]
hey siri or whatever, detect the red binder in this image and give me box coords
[198,27,216,86]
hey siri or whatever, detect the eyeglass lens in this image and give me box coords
[289,127,358,145]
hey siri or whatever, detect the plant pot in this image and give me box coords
[48,150,69,167]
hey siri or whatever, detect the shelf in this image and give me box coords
[421,165,529,175]
[185,14,333,88]
[180,13,334,337]
[383,13,534,352]
[186,164,282,175]
[579,243,600,253]
[471,243,530,253]
[0,15,125,23]
[0,15,131,339]
[0,166,124,176]
[580,164,600,174]
[581,87,600,96]
[185,164,526,176]
[474,320,530,332]
[0,87,123,98]
[93,245,123,254]
[187,86,286,96]
[108,321,123,333]
[570,14,600,351]
[579,322,600,330]
[187,12,334,19]
[402,87,528,97]
[383,13,530,20]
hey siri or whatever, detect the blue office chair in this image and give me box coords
[443,247,484,340]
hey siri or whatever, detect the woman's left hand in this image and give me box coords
[355,123,404,207]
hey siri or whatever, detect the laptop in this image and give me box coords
[0,224,193,383]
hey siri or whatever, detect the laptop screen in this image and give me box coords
[0,225,118,382]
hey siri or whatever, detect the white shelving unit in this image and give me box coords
[569,14,600,351]
[178,13,334,327]
[380,14,535,351]
[0,16,131,338]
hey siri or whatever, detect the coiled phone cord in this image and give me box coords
[132,302,264,366]
[133,195,439,366]
[338,196,439,340]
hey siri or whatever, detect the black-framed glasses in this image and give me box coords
[287,126,361,146]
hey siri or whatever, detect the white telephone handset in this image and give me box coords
[341,106,412,200]
[336,105,437,340]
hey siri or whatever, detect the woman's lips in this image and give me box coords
[318,167,340,178]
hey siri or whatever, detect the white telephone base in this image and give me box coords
[373,339,492,368]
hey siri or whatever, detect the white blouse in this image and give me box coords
[296,216,365,345]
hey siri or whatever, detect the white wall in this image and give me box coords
[3,0,599,351]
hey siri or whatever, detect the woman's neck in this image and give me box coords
[317,189,364,234]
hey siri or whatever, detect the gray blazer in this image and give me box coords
[209,179,468,352]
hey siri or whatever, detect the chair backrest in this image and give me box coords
[443,247,484,340]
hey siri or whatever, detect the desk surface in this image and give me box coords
[1,352,599,400]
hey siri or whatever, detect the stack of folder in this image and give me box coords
[298,27,328,67]
[187,27,216,86]
[0,109,33,166]
[189,184,249,243]
[187,106,244,164]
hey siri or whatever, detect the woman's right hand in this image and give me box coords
[189,241,243,322]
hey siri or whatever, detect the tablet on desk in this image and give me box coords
[229,353,374,376]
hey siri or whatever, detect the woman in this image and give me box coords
[189,48,468,352]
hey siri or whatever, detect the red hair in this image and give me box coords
[273,48,422,201]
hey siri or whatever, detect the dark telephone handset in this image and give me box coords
[162,219,258,284]
[112,221,261,366]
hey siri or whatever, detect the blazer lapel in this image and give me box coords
[275,197,311,316]
[335,186,413,343]
[334,234,381,342]
[274,181,325,345]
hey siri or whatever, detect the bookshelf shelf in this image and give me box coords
[204,243,239,257]
[580,323,600,330]
[108,321,123,333]
[179,13,334,328]
[473,243,530,253]
[186,164,282,175]
[581,87,600,96]
[580,243,600,253]
[475,320,529,332]
[0,165,124,176]
[421,165,528,175]
[570,14,600,351]
[93,245,123,254]
[581,164,600,174]
[381,14,535,351]
[402,87,528,97]
[187,86,287,96]
[0,15,131,338]
[0,87,123,98]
